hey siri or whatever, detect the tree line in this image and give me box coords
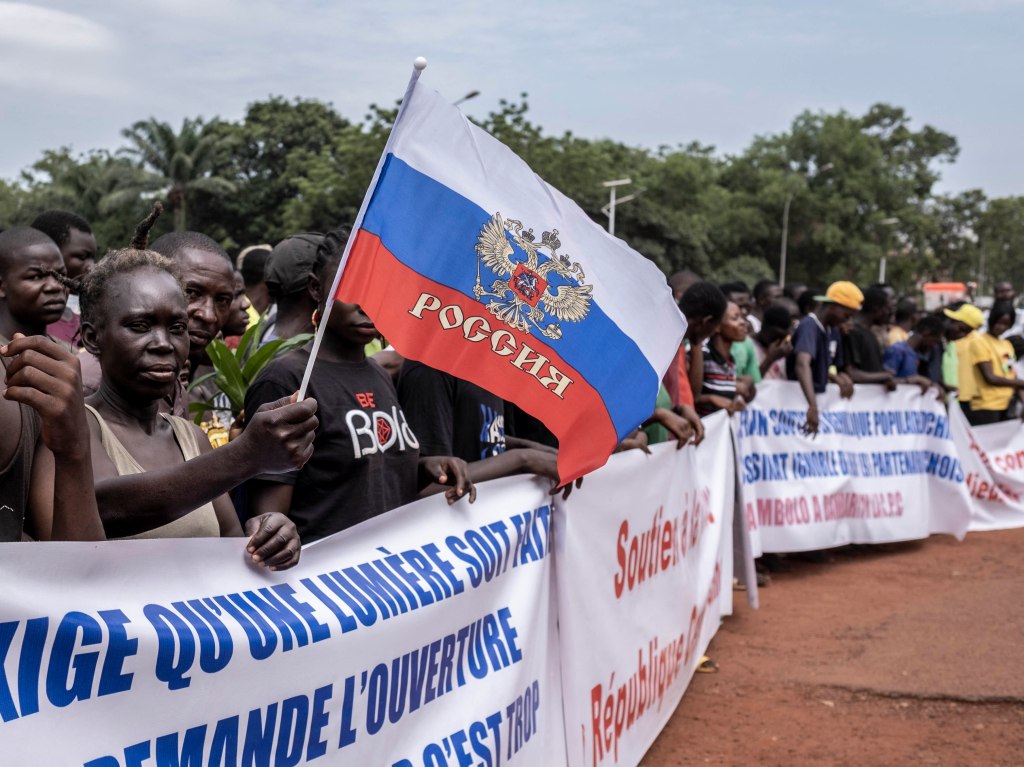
[2,96,1021,294]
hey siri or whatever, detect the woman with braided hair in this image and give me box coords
[79,204,319,568]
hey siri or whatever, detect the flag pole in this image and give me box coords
[296,56,428,401]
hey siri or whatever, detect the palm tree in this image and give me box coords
[115,117,236,231]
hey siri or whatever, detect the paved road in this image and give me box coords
[643,528,1024,766]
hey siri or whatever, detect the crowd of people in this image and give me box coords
[666,272,1024,435]
[0,204,693,556]
[0,203,1019,574]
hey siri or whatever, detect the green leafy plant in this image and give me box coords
[187,316,312,423]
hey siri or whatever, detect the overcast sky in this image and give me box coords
[1,0,1022,197]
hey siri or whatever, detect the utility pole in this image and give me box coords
[779,193,793,288]
[878,217,900,283]
[601,178,642,237]
[779,163,833,288]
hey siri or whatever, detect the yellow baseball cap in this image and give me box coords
[815,281,864,311]
[943,304,984,329]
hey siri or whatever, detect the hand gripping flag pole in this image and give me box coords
[296,56,428,402]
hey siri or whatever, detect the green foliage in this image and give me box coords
[977,196,1024,294]
[279,103,394,236]
[1,95,1019,297]
[120,117,237,232]
[194,97,356,245]
[709,255,775,287]
[721,104,960,288]
[187,317,312,422]
[2,148,165,251]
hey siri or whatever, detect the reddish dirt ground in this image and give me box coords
[644,528,1024,766]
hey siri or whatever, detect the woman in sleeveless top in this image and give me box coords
[77,208,304,569]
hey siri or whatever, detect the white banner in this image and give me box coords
[950,405,1024,531]
[0,477,565,767]
[554,412,735,767]
[735,382,972,553]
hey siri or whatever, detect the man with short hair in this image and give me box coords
[750,279,782,333]
[752,304,793,380]
[884,314,946,386]
[668,269,701,304]
[239,246,273,316]
[869,282,898,348]
[787,281,859,434]
[0,228,103,541]
[994,281,1015,304]
[149,231,237,376]
[30,210,96,280]
[783,282,807,303]
[843,286,897,389]
[31,210,97,347]
[224,272,253,339]
[0,227,69,345]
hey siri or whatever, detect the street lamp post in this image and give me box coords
[877,217,900,283]
[779,192,794,289]
[779,163,833,288]
[601,178,636,236]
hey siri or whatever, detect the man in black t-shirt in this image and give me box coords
[398,360,506,462]
[245,348,420,542]
[843,286,897,389]
[504,402,557,449]
[398,361,562,486]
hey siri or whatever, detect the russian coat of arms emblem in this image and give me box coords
[472,212,593,340]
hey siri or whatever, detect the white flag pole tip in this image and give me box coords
[413,56,428,71]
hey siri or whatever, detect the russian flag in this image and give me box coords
[330,72,686,481]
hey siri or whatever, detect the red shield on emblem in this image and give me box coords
[509,262,547,307]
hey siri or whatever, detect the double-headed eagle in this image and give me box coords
[472,212,593,340]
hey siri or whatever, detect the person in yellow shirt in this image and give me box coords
[968,301,1024,426]
[946,303,984,413]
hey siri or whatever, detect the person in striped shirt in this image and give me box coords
[695,301,754,416]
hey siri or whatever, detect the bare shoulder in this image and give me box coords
[81,404,119,482]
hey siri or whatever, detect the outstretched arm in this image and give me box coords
[643,407,694,448]
[433,448,581,500]
[845,364,895,388]
[94,394,317,538]
[504,435,557,454]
